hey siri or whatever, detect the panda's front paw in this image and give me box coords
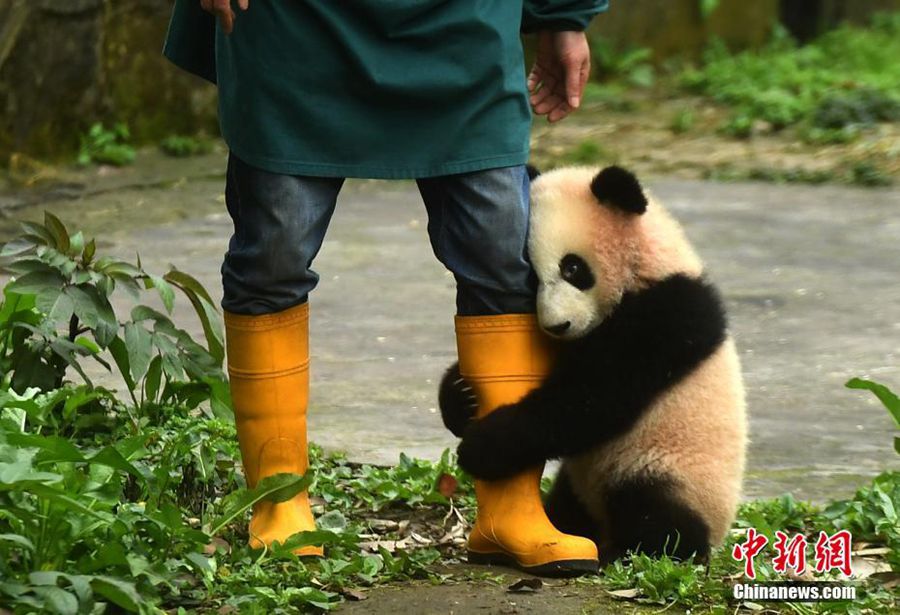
[438,362,479,437]
[457,409,527,480]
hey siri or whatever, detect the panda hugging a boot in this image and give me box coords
[440,165,747,567]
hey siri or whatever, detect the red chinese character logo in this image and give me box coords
[813,530,853,576]
[772,531,807,575]
[732,528,769,579]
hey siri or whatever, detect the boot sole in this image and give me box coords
[467,550,599,578]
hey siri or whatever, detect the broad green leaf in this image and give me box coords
[0,533,35,550]
[6,270,66,295]
[165,268,217,307]
[317,510,348,531]
[83,286,118,347]
[165,269,224,362]
[143,355,162,403]
[94,259,141,278]
[292,587,335,610]
[6,433,85,463]
[4,258,58,277]
[107,336,136,393]
[107,271,141,299]
[10,349,60,397]
[63,387,106,416]
[149,275,175,314]
[210,472,312,535]
[124,322,152,383]
[26,483,109,519]
[269,530,341,557]
[185,552,215,574]
[89,446,145,481]
[0,286,36,324]
[43,212,71,254]
[66,285,100,329]
[131,304,171,324]
[847,378,900,426]
[74,336,102,355]
[32,586,78,615]
[49,339,93,388]
[68,231,84,257]
[36,287,75,323]
[19,221,54,246]
[83,238,96,264]
[89,576,141,612]
[205,375,233,420]
[0,237,35,257]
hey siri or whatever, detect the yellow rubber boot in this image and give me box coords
[456,314,599,576]
[224,302,322,556]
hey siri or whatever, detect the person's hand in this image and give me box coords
[528,31,591,123]
[200,0,249,35]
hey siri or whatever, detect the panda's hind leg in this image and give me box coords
[601,477,710,565]
[544,467,601,544]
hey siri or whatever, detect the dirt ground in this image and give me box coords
[336,566,652,615]
[529,87,900,184]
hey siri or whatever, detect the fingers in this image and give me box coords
[529,66,574,122]
[564,57,583,109]
[204,0,235,34]
[237,0,249,9]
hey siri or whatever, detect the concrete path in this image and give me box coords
[1,151,898,500]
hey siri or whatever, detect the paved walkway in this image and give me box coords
[2,151,898,500]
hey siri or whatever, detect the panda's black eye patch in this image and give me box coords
[559,254,595,290]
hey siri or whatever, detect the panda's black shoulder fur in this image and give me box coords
[455,273,729,480]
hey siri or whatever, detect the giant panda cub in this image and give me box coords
[440,165,747,564]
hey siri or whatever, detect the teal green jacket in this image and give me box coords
[164,1,608,179]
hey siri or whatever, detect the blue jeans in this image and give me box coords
[222,154,536,316]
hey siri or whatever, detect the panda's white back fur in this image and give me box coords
[529,166,747,546]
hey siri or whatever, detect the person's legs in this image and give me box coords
[222,154,343,554]
[222,155,343,314]
[417,167,598,575]
[416,165,535,316]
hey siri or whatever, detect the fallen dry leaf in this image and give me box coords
[341,589,368,601]
[437,473,458,498]
[507,578,543,593]
[869,571,900,589]
[606,588,640,600]
[204,537,230,555]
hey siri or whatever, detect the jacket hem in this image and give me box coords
[225,145,531,179]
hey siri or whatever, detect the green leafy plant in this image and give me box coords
[159,135,214,158]
[77,123,136,167]
[681,15,900,135]
[670,108,695,134]
[846,378,900,455]
[0,212,228,418]
[589,36,655,88]
[0,216,471,613]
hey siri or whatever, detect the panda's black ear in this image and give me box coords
[525,164,541,181]
[590,166,647,215]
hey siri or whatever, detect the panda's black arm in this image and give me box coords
[456,274,728,480]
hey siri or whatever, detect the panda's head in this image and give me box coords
[528,165,703,340]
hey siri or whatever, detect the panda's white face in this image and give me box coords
[528,167,640,340]
[528,166,706,340]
